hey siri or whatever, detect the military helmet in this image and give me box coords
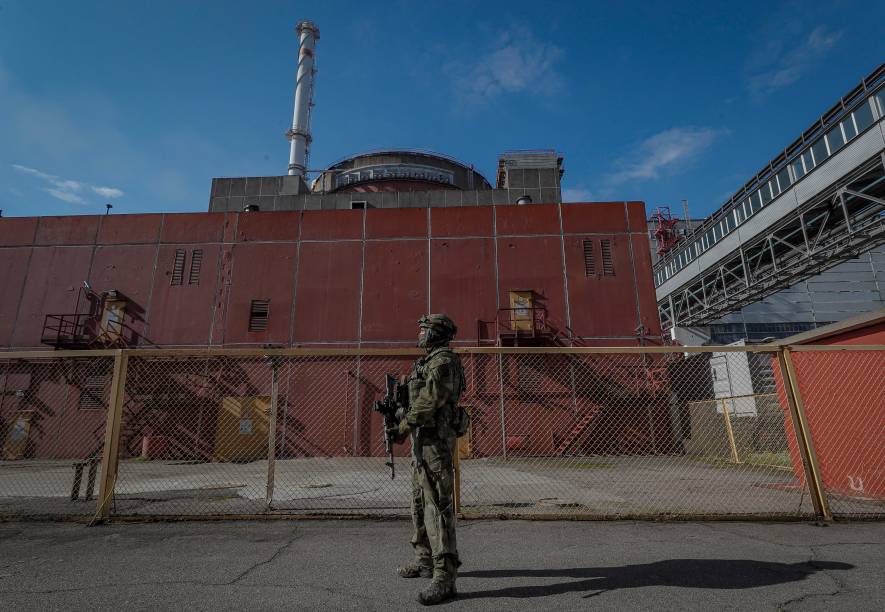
[418,314,457,342]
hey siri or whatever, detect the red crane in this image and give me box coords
[650,207,680,257]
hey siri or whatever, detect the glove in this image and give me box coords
[386,423,408,444]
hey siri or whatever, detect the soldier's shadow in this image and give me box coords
[457,558,853,600]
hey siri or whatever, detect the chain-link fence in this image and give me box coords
[0,352,115,519]
[0,346,881,520]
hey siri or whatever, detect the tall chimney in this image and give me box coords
[287,21,320,178]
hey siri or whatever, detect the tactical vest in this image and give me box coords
[408,346,465,439]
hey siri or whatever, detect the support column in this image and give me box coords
[778,348,831,520]
[266,357,279,509]
[95,350,129,522]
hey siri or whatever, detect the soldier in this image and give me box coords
[390,314,465,605]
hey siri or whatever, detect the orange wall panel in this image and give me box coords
[431,207,493,237]
[0,249,32,346]
[362,240,428,342]
[495,204,560,235]
[301,210,363,241]
[146,244,220,346]
[561,202,629,234]
[0,217,38,246]
[35,216,99,246]
[160,212,226,244]
[495,236,567,331]
[366,208,427,239]
[97,214,162,245]
[12,246,95,347]
[293,242,362,343]
[223,243,297,345]
[564,235,641,338]
[235,211,300,242]
[89,245,159,340]
[430,238,497,342]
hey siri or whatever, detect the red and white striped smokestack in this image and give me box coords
[287,21,320,178]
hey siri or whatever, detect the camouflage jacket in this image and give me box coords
[400,346,465,438]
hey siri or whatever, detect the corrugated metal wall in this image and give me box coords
[0,202,661,349]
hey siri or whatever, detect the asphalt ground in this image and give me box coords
[7,454,860,519]
[0,519,882,611]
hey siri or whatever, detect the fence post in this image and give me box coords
[265,357,279,510]
[720,398,741,464]
[778,347,831,521]
[497,354,507,461]
[96,349,128,522]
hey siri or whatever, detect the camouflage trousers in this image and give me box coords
[410,436,459,581]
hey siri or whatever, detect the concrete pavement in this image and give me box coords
[0,519,882,611]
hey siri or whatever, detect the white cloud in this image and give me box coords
[605,127,725,185]
[46,188,85,204]
[12,163,123,205]
[449,25,563,106]
[747,25,842,98]
[92,186,124,199]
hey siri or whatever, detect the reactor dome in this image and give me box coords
[311,149,492,194]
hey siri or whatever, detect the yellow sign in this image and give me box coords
[509,291,534,331]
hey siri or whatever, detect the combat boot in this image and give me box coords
[397,558,433,578]
[418,578,456,605]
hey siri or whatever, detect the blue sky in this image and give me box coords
[1,0,883,219]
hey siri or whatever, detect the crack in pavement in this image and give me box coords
[775,544,848,611]
[0,529,380,603]
[697,522,884,549]
[226,529,302,585]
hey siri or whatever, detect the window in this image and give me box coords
[582,240,595,276]
[188,250,203,285]
[761,183,773,205]
[841,115,857,141]
[825,124,845,154]
[171,249,186,285]
[801,149,816,172]
[79,375,107,410]
[875,89,885,118]
[753,191,764,213]
[791,157,806,181]
[776,167,792,192]
[350,201,367,210]
[854,99,875,131]
[811,137,829,165]
[249,300,270,332]
[600,240,615,276]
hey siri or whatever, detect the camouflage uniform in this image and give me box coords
[396,315,464,605]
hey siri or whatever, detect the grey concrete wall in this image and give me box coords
[714,246,885,328]
[208,176,562,213]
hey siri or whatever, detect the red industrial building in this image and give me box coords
[0,197,661,351]
[0,20,672,463]
[0,156,673,463]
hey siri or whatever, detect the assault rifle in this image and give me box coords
[372,374,407,479]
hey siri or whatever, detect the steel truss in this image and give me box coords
[659,152,885,329]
